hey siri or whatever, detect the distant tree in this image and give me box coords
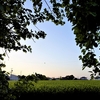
[52,78,56,80]
[61,75,75,80]
[68,75,75,80]
[35,73,48,80]
[18,75,26,80]
[74,78,78,80]
[25,74,38,81]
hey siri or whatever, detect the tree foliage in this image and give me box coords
[0,0,46,99]
[64,0,100,76]
[0,69,9,99]
[0,0,100,84]
[0,0,47,62]
[0,1,100,99]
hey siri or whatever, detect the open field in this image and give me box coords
[9,80,100,88]
[9,80,100,99]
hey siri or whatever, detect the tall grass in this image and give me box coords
[9,80,100,99]
[9,80,100,91]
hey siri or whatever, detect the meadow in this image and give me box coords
[9,80,100,99]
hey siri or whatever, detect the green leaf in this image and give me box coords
[89,12,97,17]
[79,55,82,60]
[81,49,86,55]
[23,49,27,53]
[0,4,3,11]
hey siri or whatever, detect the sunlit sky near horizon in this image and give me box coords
[2,0,100,79]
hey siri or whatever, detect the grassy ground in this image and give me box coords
[9,79,100,85]
[9,80,100,99]
[9,80,100,91]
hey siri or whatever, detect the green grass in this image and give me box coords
[9,80,100,99]
[34,80,100,92]
[9,80,100,91]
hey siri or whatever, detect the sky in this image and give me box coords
[2,0,99,79]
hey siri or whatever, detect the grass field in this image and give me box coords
[9,80,100,91]
[9,80,100,99]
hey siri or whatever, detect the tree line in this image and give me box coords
[7,73,79,81]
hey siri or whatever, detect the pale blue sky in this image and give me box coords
[3,0,99,79]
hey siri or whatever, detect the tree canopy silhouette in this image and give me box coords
[0,0,100,76]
